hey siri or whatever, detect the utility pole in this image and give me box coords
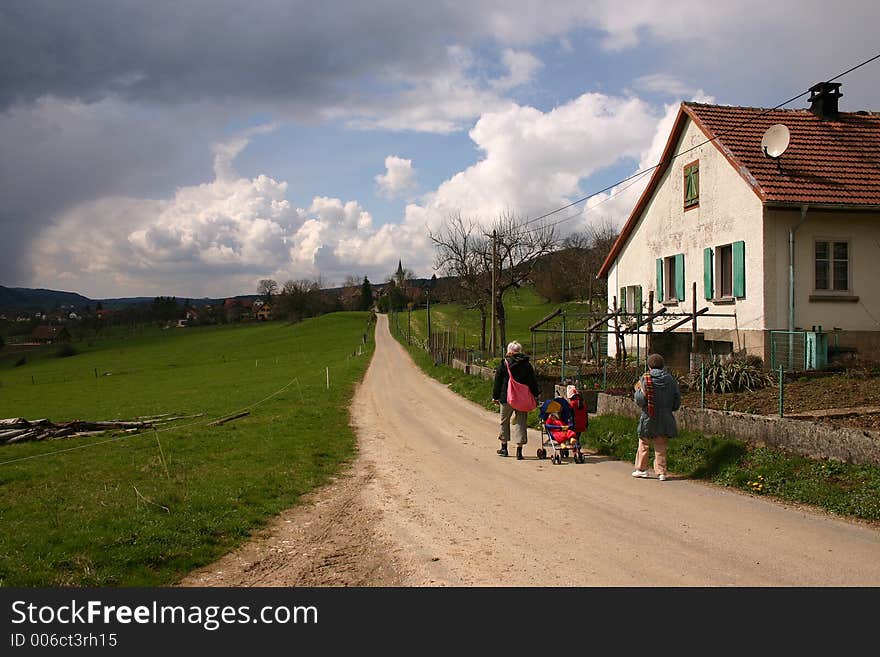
[490,229,497,357]
[426,287,431,343]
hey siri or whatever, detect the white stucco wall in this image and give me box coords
[607,117,765,357]
[765,208,880,332]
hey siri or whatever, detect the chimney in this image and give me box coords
[808,82,842,120]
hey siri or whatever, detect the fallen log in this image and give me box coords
[1,412,208,446]
[75,421,151,430]
[6,429,41,444]
[207,411,250,427]
[153,413,206,423]
[67,431,113,439]
[0,429,31,440]
[1,417,155,445]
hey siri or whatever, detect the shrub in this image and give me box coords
[55,343,78,358]
[14,356,27,367]
[690,356,774,393]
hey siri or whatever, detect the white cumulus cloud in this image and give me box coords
[401,91,661,238]
[28,88,719,296]
[375,156,418,198]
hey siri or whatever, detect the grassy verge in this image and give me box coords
[586,415,880,522]
[0,313,374,586]
[389,321,880,524]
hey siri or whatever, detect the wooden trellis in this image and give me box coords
[529,284,736,378]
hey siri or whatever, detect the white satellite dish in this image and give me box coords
[761,124,791,158]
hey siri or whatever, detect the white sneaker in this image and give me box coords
[658,474,667,481]
[631,470,648,478]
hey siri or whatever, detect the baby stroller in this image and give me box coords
[536,397,585,464]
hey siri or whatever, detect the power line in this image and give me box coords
[518,50,880,234]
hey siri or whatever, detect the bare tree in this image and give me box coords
[257,279,278,304]
[429,213,492,350]
[583,218,620,310]
[276,278,328,321]
[485,211,558,352]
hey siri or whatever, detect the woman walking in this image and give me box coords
[492,341,541,460]
[632,353,681,481]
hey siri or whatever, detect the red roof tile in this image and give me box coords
[684,103,880,206]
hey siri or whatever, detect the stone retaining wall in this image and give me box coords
[451,358,495,380]
[596,393,880,466]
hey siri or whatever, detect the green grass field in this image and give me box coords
[0,313,374,586]
[398,287,590,353]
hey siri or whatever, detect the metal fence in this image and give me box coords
[390,310,815,419]
[769,331,808,371]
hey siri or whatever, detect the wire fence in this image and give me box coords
[389,310,871,421]
[389,314,647,395]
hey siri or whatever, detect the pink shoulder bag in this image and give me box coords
[505,359,537,412]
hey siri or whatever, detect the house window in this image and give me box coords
[665,257,677,300]
[656,254,684,302]
[626,285,643,314]
[684,161,699,210]
[617,285,642,314]
[718,245,733,297]
[815,240,849,291]
[704,242,745,300]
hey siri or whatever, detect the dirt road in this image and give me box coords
[182,314,880,586]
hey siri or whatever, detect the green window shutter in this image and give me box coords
[684,163,699,207]
[619,287,626,311]
[634,286,642,319]
[733,241,746,297]
[703,248,714,300]
[675,253,685,301]
[656,258,664,302]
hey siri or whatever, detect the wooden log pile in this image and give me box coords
[0,414,203,445]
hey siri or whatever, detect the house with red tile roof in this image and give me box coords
[598,82,880,366]
[32,325,72,344]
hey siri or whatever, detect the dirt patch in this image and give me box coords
[178,456,406,587]
[679,371,880,429]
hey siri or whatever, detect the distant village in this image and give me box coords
[0,263,442,349]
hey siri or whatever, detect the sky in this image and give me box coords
[1,0,879,299]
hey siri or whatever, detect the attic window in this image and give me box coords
[684,161,699,210]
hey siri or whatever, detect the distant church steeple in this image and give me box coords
[395,260,405,287]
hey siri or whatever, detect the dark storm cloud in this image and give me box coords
[0,0,477,111]
[0,0,486,285]
[0,98,221,284]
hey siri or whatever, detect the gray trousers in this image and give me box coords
[498,402,528,445]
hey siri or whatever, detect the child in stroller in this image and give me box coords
[537,397,585,464]
[565,384,589,444]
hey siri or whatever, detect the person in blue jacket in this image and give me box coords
[632,353,681,481]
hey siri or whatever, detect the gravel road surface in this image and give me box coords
[182,314,880,586]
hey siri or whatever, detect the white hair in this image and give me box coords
[506,341,522,354]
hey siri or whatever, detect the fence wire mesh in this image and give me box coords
[770,331,807,371]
